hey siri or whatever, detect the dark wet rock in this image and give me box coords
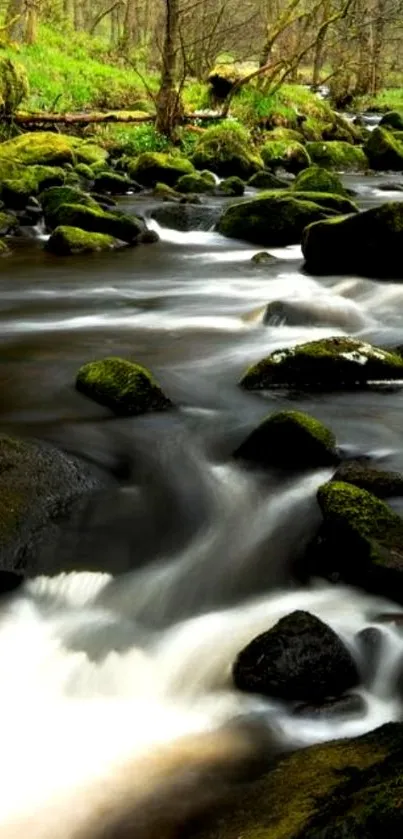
[239,337,403,392]
[306,140,368,170]
[234,410,338,469]
[151,202,220,232]
[218,176,245,197]
[251,251,277,264]
[261,140,310,174]
[355,626,384,686]
[365,126,403,170]
[247,170,290,190]
[176,172,215,194]
[291,165,347,196]
[372,612,403,625]
[0,570,24,596]
[46,226,118,256]
[92,171,134,195]
[332,460,403,498]
[217,192,332,246]
[0,435,102,575]
[308,481,403,602]
[233,610,359,701]
[293,693,365,720]
[138,228,159,244]
[190,723,403,839]
[380,110,403,131]
[302,202,403,278]
[76,356,172,416]
[192,124,263,179]
[89,192,118,207]
[51,203,145,244]
[378,181,403,191]
[127,152,194,187]
[263,298,365,331]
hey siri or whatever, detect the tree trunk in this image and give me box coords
[6,0,26,41]
[74,0,84,29]
[155,0,182,139]
[25,0,37,44]
[122,0,136,50]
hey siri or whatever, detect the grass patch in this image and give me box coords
[353,87,403,113]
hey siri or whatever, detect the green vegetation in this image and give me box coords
[261,140,310,173]
[306,141,368,170]
[76,357,172,416]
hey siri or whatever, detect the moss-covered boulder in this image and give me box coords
[127,152,194,187]
[46,226,117,256]
[92,171,133,195]
[364,125,403,170]
[176,172,215,194]
[217,192,331,246]
[0,211,18,236]
[310,481,403,601]
[153,182,181,201]
[233,610,358,701]
[76,357,171,416]
[261,140,310,174]
[0,435,101,574]
[291,165,347,196]
[218,176,245,196]
[50,203,145,244]
[306,141,368,170]
[207,63,253,99]
[0,57,28,115]
[302,201,403,277]
[239,337,403,391]
[248,170,289,190]
[75,163,94,181]
[332,460,403,498]
[322,113,363,144]
[192,123,263,179]
[40,185,100,227]
[0,164,66,209]
[0,132,103,168]
[289,190,357,214]
[234,410,338,468]
[192,723,403,839]
[380,110,403,131]
[151,202,221,232]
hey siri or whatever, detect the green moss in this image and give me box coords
[0,57,28,115]
[52,203,144,244]
[128,152,194,187]
[332,461,403,498]
[268,127,305,143]
[239,337,403,391]
[76,356,172,416]
[364,126,403,170]
[302,201,403,277]
[93,171,132,194]
[218,176,245,196]
[192,122,263,179]
[217,192,331,246]
[176,173,215,194]
[75,163,94,181]
[261,140,310,174]
[200,170,216,185]
[292,166,347,196]
[290,190,357,214]
[46,226,116,256]
[248,171,289,190]
[306,141,368,170]
[234,410,338,468]
[153,182,180,200]
[0,212,18,235]
[40,185,99,225]
[0,132,107,168]
[379,110,403,131]
[0,239,10,256]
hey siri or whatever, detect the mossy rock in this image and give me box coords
[207,63,252,99]
[302,201,403,278]
[268,127,305,143]
[0,211,18,235]
[0,165,65,210]
[76,357,172,416]
[380,110,403,131]
[153,182,181,201]
[306,141,368,171]
[0,57,28,115]
[151,202,220,232]
[332,460,403,498]
[192,123,263,179]
[239,337,403,391]
[75,163,94,181]
[365,126,403,170]
[217,193,331,246]
[310,481,403,600]
[248,171,290,190]
[290,190,357,214]
[192,723,403,839]
[93,171,133,195]
[0,132,107,168]
[200,170,216,185]
[40,186,100,227]
[176,172,215,194]
[291,166,347,196]
[0,239,10,256]
[261,140,310,174]
[218,176,245,196]
[51,203,144,244]
[234,410,338,468]
[233,610,358,701]
[128,152,194,187]
[322,113,363,144]
[46,226,117,256]
[0,435,101,574]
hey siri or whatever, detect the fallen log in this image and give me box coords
[1,109,225,127]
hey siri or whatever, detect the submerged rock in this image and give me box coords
[50,203,145,244]
[46,226,118,256]
[291,165,347,196]
[310,481,403,601]
[218,176,245,196]
[191,723,403,839]
[365,126,403,170]
[263,297,366,331]
[192,123,263,179]
[332,460,403,498]
[251,251,277,264]
[76,356,172,416]
[261,140,310,174]
[306,140,368,170]
[233,610,358,701]
[239,337,403,391]
[293,693,365,720]
[217,192,331,246]
[234,410,338,468]
[302,201,403,277]
[127,152,194,187]
[0,435,101,574]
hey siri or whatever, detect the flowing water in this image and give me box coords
[2,173,403,830]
